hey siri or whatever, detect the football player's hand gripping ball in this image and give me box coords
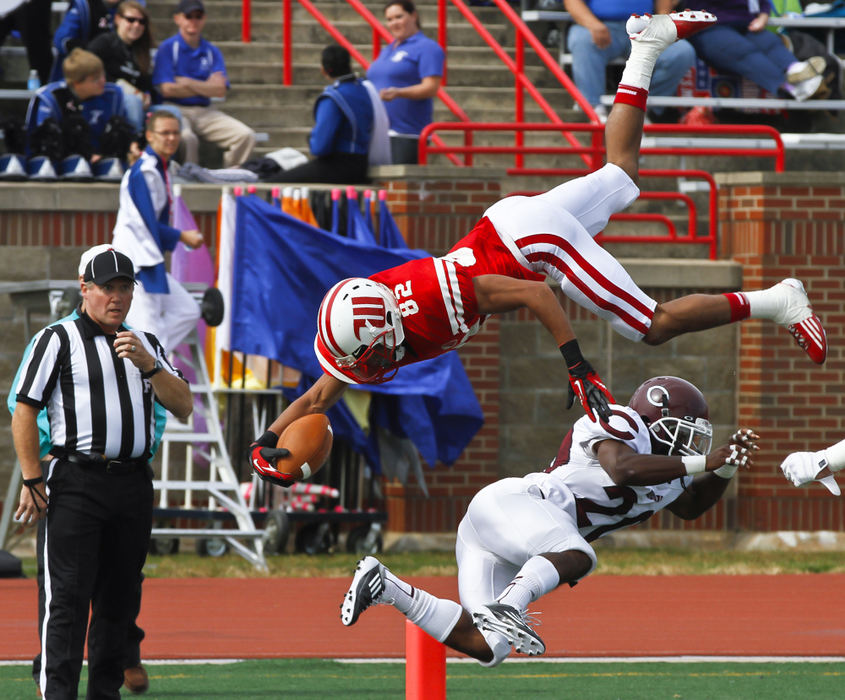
[248,430,295,488]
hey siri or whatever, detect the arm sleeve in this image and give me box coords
[53,6,84,53]
[309,97,344,156]
[210,45,230,88]
[417,41,445,79]
[127,166,181,254]
[151,40,175,87]
[15,329,62,410]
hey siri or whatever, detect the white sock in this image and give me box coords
[741,285,782,320]
[496,555,561,610]
[381,568,415,613]
[382,568,463,642]
[620,42,661,91]
[406,588,463,643]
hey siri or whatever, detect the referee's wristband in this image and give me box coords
[681,455,707,475]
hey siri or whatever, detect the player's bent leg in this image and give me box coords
[441,610,506,665]
[644,294,732,345]
[472,603,545,656]
[531,163,639,238]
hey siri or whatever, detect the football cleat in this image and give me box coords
[472,603,545,656]
[340,556,385,626]
[770,279,827,364]
[627,10,717,43]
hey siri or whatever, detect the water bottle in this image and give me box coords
[27,70,40,91]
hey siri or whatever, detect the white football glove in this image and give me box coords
[779,450,841,496]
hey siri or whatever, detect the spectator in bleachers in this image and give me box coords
[680,0,827,101]
[50,0,124,82]
[87,1,155,133]
[25,48,139,167]
[0,0,53,85]
[152,0,255,168]
[261,44,386,184]
[564,0,696,123]
[367,0,444,164]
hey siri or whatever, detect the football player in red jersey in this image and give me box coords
[340,374,758,664]
[250,11,826,488]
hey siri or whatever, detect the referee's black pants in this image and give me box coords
[39,460,153,700]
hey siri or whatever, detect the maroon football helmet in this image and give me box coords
[628,376,712,456]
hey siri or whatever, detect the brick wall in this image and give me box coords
[718,172,845,532]
[1,170,843,538]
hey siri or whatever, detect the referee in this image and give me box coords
[11,247,192,699]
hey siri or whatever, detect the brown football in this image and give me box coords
[275,414,333,481]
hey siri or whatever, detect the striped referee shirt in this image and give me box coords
[14,308,182,460]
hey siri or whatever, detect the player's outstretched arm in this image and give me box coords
[473,275,614,421]
[249,374,347,482]
[668,429,760,519]
[597,429,758,492]
[780,437,845,496]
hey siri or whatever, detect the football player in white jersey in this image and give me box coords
[340,374,759,666]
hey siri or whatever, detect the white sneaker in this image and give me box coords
[770,279,827,364]
[626,10,717,44]
[472,603,545,656]
[340,556,385,626]
[787,57,826,85]
[786,56,826,101]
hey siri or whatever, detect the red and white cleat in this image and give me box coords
[772,278,828,364]
[627,10,717,43]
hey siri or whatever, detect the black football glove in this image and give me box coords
[560,340,615,423]
[248,430,294,487]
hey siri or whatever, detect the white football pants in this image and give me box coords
[485,163,658,341]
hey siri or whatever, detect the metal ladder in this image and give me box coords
[153,329,267,570]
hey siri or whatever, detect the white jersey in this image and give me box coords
[542,404,692,542]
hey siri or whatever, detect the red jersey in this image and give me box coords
[370,217,544,366]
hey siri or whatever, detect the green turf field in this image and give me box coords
[2,659,843,699]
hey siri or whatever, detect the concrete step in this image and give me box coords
[167,18,513,47]
[224,58,551,88]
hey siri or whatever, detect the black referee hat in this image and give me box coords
[83,249,136,285]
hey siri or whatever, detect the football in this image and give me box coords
[275,414,333,481]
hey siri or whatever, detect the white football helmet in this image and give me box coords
[628,376,713,456]
[315,278,405,384]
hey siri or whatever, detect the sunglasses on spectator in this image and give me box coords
[121,15,147,25]
[184,12,205,20]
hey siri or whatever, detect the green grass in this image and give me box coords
[16,547,845,580]
[2,660,843,699]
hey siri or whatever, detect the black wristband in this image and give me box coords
[255,430,279,448]
[23,476,44,487]
[559,339,584,369]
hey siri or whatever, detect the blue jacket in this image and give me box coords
[24,80,127,156]
[309,75,374,157]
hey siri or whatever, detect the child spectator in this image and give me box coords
[25,48,139,167]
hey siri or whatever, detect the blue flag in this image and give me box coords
[346,190,377,245]
[230,195,483,468]
[330,189,341,236]
[379,195,408,249]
